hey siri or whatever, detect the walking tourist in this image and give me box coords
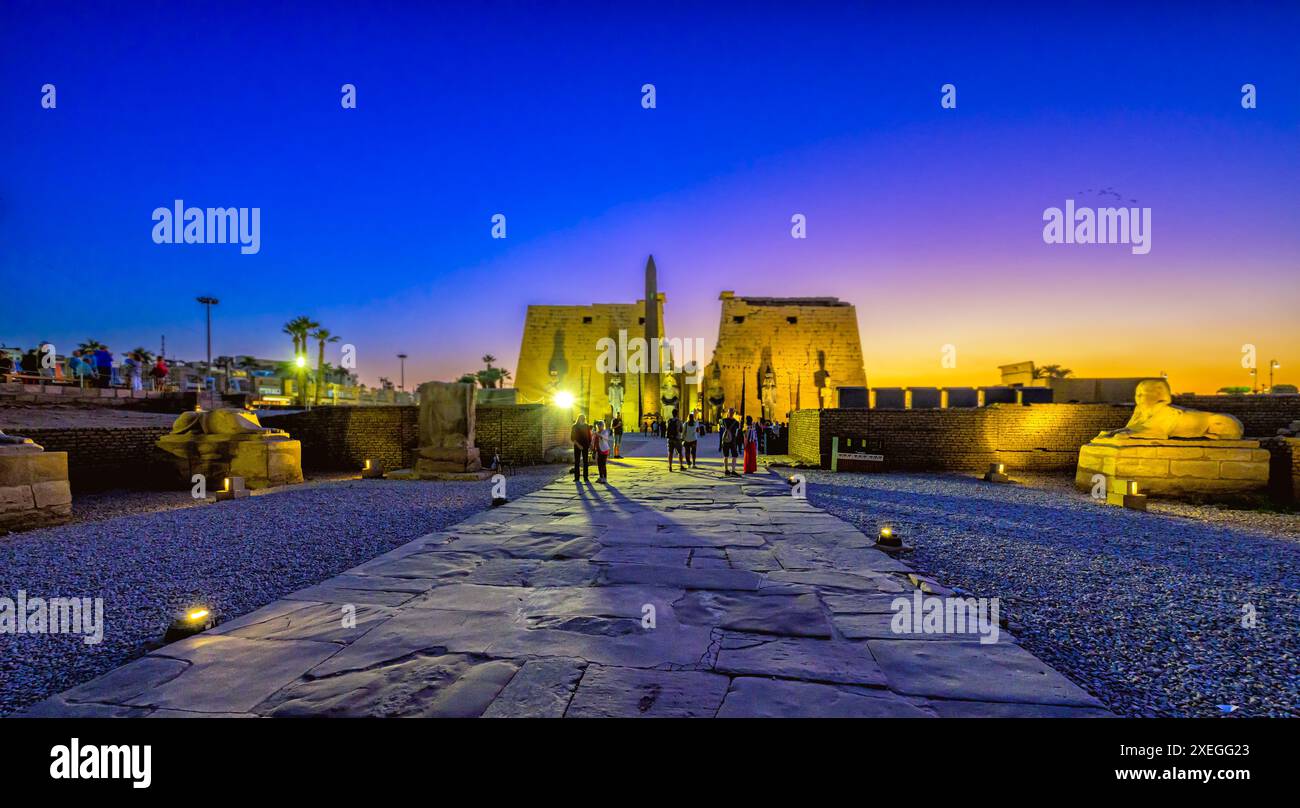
[571,414,592,482]
[683,413,699,468]
[69,351,94,388]
[743,415,759,474]
[611,415,623,458]
[665,408,684,471]
[592,419,612,483]
[151,356,170,390]
[720,407,741,476]
[92,346,113,388]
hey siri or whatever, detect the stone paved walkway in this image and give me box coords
[23,439,1108,717]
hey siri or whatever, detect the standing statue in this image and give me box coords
[760,364,777,420]
[1100,379,1244,440]
[660,372,679,413]
[607,375,625,421]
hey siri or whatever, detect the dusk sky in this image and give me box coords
[3,2,1298,393]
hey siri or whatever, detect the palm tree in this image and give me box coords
[1033,364,1074,380]
[126,347,154,365]
[78,339,107,353]
[281,316,319,405]
[311,327,340,405]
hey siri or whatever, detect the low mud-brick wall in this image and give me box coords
[264,404,569,472]
[17,427,175,492]
[789,396,1300,474]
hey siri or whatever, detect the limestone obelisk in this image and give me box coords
[643,254,661,419]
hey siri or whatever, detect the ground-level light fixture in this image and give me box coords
[215,476,250,501]
[1106,478,1147,511]
[983,462,1011,484]
[361,458,384,479]
[163,606,216,643]
[553,391,575,409]
[876,524,901,548]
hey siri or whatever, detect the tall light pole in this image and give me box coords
[196,296,219,389]
[1270,359,1281,392]
[396,354,408,392]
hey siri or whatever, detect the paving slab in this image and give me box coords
[36,452,1106,717]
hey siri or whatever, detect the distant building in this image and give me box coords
[704,293,867,421]
[513,256,670,424]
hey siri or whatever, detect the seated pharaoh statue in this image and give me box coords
[1099,378,1244,441]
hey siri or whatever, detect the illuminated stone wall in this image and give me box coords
[788,404,1131,471]
[703,293,867,422]
[513,297,666,424]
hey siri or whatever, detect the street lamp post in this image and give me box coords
[397,354,408,392]
[1269,359,1280,392]
[196,296,219,391]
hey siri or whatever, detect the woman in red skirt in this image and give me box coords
[742,415,758,474]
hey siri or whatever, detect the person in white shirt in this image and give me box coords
[592,420,613,483]
[683,414,700,468]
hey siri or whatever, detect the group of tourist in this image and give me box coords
[0,344,172,391]
[571,406,779,482]
[569,414,624,483]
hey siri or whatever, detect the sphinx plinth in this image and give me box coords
[0,431,72,534]
[413,381,489,480]
[1075,379,1267,499]
[156,408,302,490]
[1076,437,1269,498]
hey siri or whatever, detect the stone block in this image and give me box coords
[1220,461,1268,481]
[0,485,35,512]
[1076,437,1268,499]
[1155,446,1205,459]
[1169,459,1219,478]
[31,480,72,508]
[1115,458,1169,477]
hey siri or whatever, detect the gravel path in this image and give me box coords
[803,470,1300,718]
[0,467,563,716]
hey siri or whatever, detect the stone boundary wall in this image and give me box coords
[0,451,72,533]
[789,404,1131,472]
[265,407,419,473]
[0,382,186,412]
[788,397,1300,473]
[265,404,568,472]
[1267,437,1300,503]
[788,410,821,465]
[1171,395,1300,437]
[18,427,175,492]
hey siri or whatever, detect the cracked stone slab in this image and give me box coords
[311,602,712,677]
[927,699,1113,718]
[483,657,587,718]
[221,601,395,644]
[592,546,691,566]
[347,550,483,579]
[123,635,340,713]
[832,610,1014,643]
[820,592,908,614]
[717,677,935,718]
[764,569,906,593]
[565,665,730,717]
[715,632,886,686]
[598,563,763,591]
[285,574,435,606]
[867,639,1104,707]
[674,591,832,638]
[462,558,600,587]
[15,695,153,717]
[413,583,529,612]
[263,653,519,717]
[57,655,190,706]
